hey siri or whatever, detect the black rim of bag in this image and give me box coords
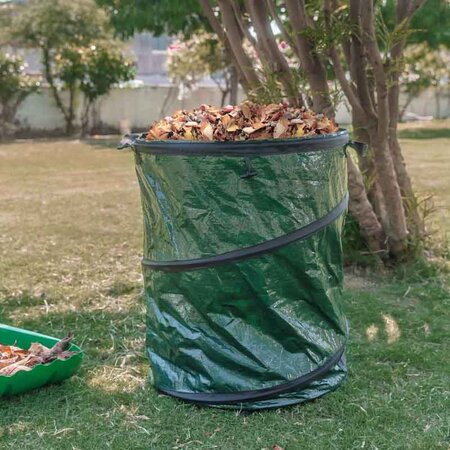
[119,129,350,157]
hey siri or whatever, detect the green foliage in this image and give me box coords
[0,52,40,139]
[12,0,110,50]
[96,0,208,38]
[10,0,134,135]
[382,0,450,48]
[54,40,135,134]
[55,41,135,102]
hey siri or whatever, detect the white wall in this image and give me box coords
[15,85,450,134]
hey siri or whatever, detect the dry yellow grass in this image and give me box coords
[400,137,449,231]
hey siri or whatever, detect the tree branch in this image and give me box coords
[386,0,426,235]
[284,0,332,114]
[244,0,302,106]
[229,0,258,50]
[360,1,389,136]
[216,0,260,87]
[42,46,69,124]
[348,0,377,122]
[323,0,365,117]
[296,0,315,29]
[388,0,428,131]
[197,0,252,91]
[266,0,300,56]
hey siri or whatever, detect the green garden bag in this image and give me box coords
[121,130,354,409]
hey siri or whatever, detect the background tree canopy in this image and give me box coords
[9,0,135,135]
[96,0,209,37]
[98,0,450,48]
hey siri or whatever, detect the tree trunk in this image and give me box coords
[220,87,228,107]
[198,0,427,262]
[42,46,72,134]
[284,0,332,114]
[347,156,387,255]
[368,130,408,256]
[244,0,301,106]
[216,0,260,88]
[398,92,414,122]
[81,99,92,138]
[65,86,76,135]
[229,65,239,104]
[388,79,424,237]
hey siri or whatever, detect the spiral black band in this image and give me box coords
[142,192,348,272]
[158,344,346,405]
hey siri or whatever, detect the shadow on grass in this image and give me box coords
[0,290,48,308]
[398,127,450,139]
[104,281,141,298]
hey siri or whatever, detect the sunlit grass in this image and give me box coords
[0,134,448,449]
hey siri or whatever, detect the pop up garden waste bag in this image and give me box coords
[120,129,357,410]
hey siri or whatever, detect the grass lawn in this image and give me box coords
[0,127,449,449]
[398,119,450,232]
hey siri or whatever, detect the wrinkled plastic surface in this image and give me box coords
[0,324,83,397]
[133,136,348,409]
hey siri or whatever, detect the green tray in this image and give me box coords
[0,324,83,397]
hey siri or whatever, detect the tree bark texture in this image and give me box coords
[198,0,426,260]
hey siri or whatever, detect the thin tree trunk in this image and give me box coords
[388,131,424,236]
[284,0,332,114]
[350,111,388,232]
[42,46,71,132]
[368,130,408,256]
[65,86,76,135]
[266,0,301,56]
[159,86,177,118]
[347,156,387,255]
[361,3,408,256]
[244,0,302,106]
[211,73,229,107]
[81,98,92,137]
[229,65,239,104]
[198,0,253,92]
[386,0,425,238]
[398,93,414,122]
[216,0,260,88]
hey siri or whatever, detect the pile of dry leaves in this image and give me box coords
[147,102,339,141]
[0,333,77,376]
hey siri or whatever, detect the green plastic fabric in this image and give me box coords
[131,133,349,409]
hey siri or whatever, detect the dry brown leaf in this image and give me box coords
[0,334,77,377]
[221,115,231,127]
[226,123,239,132]
[146,102,338,143]
[200,121,214,140]
[273,117,289,138]
[241,102,252,119]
